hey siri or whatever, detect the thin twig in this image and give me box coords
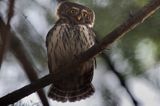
[0,0,160,105]
[101,53,139,106]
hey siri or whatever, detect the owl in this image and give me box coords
[46,1,96,102]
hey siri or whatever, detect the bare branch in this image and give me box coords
[0,0,15,69]
[101,53,139,106]
[0,1,49,105]
[11,36,49,106]
[7,0,15,26]
[0,0,160,105]
[0,72,52,105]
[1,0,49,105]
[0,17,49,106]
[0,18,8,68]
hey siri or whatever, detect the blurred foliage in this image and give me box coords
[74,0,160,76]
[89,0,160,76]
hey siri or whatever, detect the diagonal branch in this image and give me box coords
[11,36,49,106]
[0,18,49,106]
[1,1,49,105]
[0,2,48,105]
[0,0,160,105]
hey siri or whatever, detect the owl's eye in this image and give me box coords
[70,9,78,15]
[82,11,88,17]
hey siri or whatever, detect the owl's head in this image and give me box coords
[57,1,95,27]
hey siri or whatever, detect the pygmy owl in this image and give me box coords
[46,1,96,102]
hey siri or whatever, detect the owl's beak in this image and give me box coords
[77,15,82,21]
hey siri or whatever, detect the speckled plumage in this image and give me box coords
[46,1,96,102]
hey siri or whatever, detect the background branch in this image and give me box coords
[0,0,50,105]
[0,17,49,106]
[101,53,139,106]
[7,0,15,26]
[0,0,15,69]
[1,1,51,105]
[0,0,160,105]
[11,36,49,106]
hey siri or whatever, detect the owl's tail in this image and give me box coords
[48,84,95,102]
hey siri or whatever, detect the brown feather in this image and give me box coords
[46,1,96,102]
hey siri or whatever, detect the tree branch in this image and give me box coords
[0,0,49,103]
[0,0,15,69]
[1,1,49,105]
[0,0,160,105]
[0,18,49,106]
[101,53,139,106]
[7,0,15,26]
[11,36,49,106]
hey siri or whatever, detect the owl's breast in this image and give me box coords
[47,24,95,70]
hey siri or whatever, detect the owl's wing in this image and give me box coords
[46,24,63,73]
[46,28,53,73]
[46,20,62,47]
[46,26,60,73]
[46,27,54,48]
[89,28,97,68]
[90,29,98,43]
